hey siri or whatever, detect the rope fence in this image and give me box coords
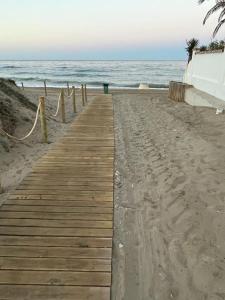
[1,82,89,144]
[0,102,41,141]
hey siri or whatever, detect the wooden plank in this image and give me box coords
[0,257,111,272]
[0,236,112,248]
[6,199,113,207]
[0,270,111,286]
[0,245,112,258]
[0,286,110,300]
[11,190,113,196]
[17,185,113,192]
[8,195,112,202]
[0,226,113,237]
[0,211,113,221]
[0,219,113,229]
[8,194,113,201]
[22,177,113,187]
[16,185,113,192]
[1,205,112,213]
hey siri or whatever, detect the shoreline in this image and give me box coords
[19,85,169,90]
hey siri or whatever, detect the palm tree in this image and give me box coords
[186,38,199,63]
[199,0,225,37]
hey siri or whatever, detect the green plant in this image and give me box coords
[199,45,207,51]
[199,0,225,37]
[186,38,199,62]
[209,41,220,50]
[219,40,225,47]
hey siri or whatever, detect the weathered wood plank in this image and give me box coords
[1,205,112,214]
[0,257,111,272]
[16,185,113,192]
[6,199,113,207]
[21,179,113,187]
[0,270,111,286]
[0,245,112,258]
[8,194,113,201]
[0,236,112,248]
[0,286,110,300]
[0,219,113,229]
[0,211,113,220]
[0,226,113,237]
[11,190,113,196]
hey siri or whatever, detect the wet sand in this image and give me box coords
[112,90,225,300]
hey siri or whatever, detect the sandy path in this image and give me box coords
[112,91,225,300]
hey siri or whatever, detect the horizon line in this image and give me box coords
[0,59,186,62]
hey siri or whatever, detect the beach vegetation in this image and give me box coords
[197,40,225,52]
[186,38,199,62]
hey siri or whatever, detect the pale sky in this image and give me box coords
[0,0,223,60]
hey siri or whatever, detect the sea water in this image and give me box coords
[0,60,186,89]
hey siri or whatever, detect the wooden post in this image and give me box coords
[44,80,47,96]
[72,86,77,113]
[60,89,66,123]
[39,96,48,143]
[84,84,88,103]
[67,82,70,96]
[21,82,24,90]
[81,84,85,106]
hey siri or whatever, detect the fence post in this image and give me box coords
[39,96,48,143]
[72,86,77,113]
[60,89,66,123]
[67,82,70,96]
[81,84,85,106]
[21,82,24,90]
[84,84,88,103]
[44,80,47,96]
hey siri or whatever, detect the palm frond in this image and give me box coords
[213,18,225,37]
[218,8,225,22]
[203,2,225,24]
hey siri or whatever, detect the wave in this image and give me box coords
[53,73,110,78]
[109,83,169,89]
[1,65,21,69]
[12,77,45,82]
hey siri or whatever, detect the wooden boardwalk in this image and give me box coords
[0,95,114,300]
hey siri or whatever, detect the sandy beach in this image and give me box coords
[112,90,225,299]
[1,87,225,299]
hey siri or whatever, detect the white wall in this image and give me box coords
[184,50,225,102]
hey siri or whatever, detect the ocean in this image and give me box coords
[0,60,186,89]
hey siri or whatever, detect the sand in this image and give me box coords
[0,87,96,205]
[1,87,225,299]
[112,90,225,300]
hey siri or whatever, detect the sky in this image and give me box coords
[0,0,224,60]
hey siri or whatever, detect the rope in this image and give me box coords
[0,102,41,141]
[52,91,62,117]
[68,90,73,98]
